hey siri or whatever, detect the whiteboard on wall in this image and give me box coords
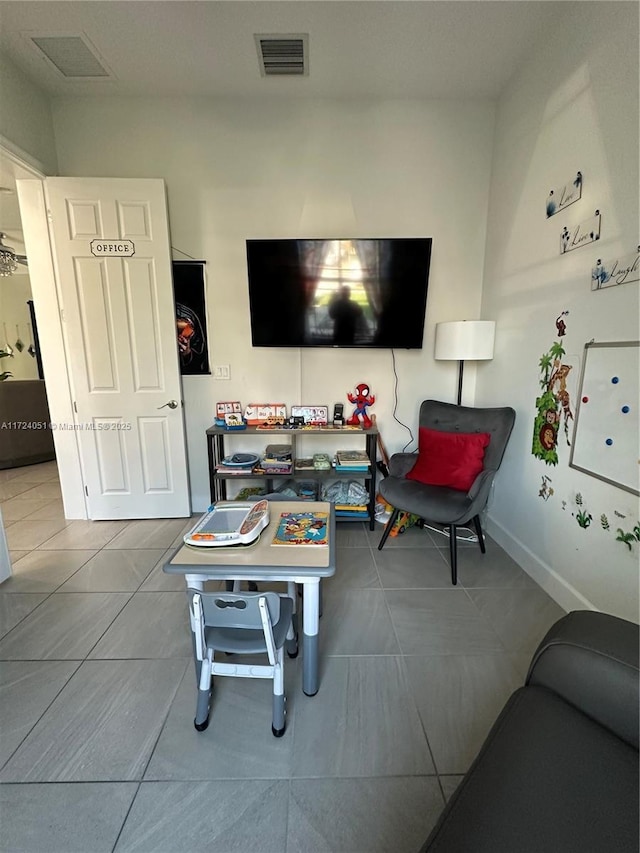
[569,341,639,496]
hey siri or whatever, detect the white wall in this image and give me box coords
[51,96,496,510]
[0,52,58,175]
[478,2,639,621]
[0,52,54,385]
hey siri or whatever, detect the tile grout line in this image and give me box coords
[370,531,446,790]
[0,659,83,776]
[459,583,511,653]
[110,780,143,853]
[135,659,190,783]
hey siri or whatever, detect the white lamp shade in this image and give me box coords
[434,320,496,361]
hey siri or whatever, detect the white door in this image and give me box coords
[44,177,190,520]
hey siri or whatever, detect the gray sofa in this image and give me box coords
[421,610,639,852]
[0,379,55,469]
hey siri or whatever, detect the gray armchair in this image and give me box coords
[378,399,515,584]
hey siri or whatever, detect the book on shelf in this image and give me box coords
[271,511,329,546]
[295,457,315,471]
[253,462,293,477]
[335,504,368,512]
[336,450,370,465]
[216,465,257,475]
[333,464,369,473]
[258,464,292,475]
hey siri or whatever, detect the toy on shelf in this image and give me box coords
[291,406,329,426]
[313,453,331,470]
[259,415,287,428]
[224,412,246,430]
[216,452,260,474]
[244,403,287,426]
[347,383,375,428]
[216,401,242,427]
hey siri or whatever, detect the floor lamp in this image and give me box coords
[434,320,496,405]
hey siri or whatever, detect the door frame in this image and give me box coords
[15,173,88,519]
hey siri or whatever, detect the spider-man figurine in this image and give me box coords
[347,383,375,428]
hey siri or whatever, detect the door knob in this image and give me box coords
[158,400,179,410]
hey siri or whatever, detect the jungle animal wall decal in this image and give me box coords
[602,510,640,551]
[573,493,592,528]
[615,523,640,551]
[567,498,640,551]
[530,310,638,551]
[532,312,575,465]
[538,475,554,501]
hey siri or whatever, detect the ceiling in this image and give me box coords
[0,1,566,258]
[0,1,563,100]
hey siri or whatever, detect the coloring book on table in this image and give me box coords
[271,512,329,546]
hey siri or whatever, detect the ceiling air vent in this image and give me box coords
[28,34,111,78]
[255,34,308,76]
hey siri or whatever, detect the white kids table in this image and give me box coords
[163,501,336,696]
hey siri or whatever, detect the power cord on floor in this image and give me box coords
[373,511,479,543]
[423,523,478,543]
[390,349,416,452]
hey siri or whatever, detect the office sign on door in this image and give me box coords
[90,239,135,257]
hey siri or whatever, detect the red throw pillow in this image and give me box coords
[406,427,490,492]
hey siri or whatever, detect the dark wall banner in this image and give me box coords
[172,261,210,375]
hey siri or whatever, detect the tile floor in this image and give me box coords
[0,460,566,852]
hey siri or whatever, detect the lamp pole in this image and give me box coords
[457,360,465,406]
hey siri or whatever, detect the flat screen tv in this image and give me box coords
[246,238,432,348]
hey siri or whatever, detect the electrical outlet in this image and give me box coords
[213,365,230,380]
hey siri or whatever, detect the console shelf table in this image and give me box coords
[205,424,378,530]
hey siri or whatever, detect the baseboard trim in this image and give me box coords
[485,515,597,614]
